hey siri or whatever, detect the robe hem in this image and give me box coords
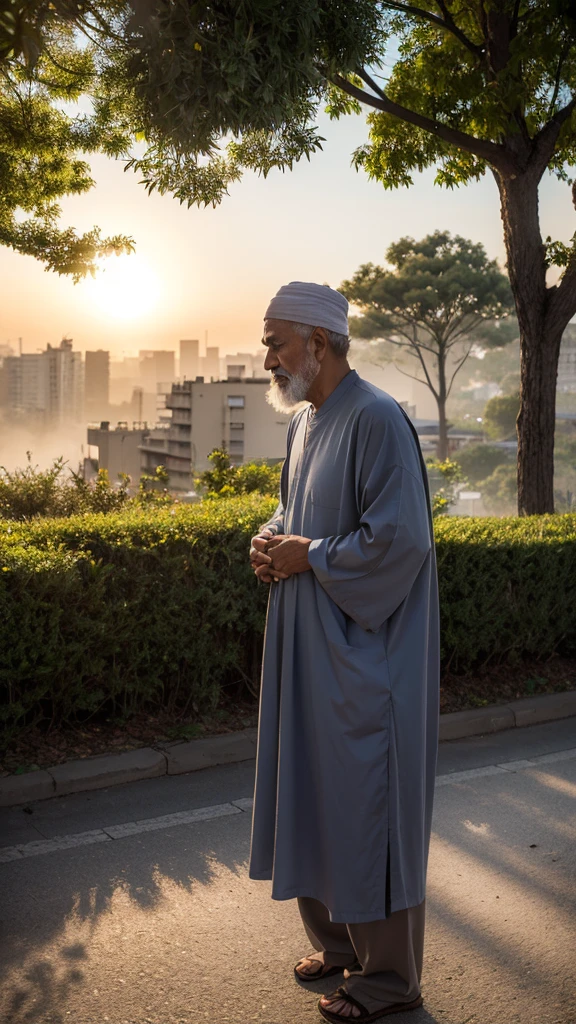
[249,883,425,924]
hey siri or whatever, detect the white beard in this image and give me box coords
[265,349,320,413]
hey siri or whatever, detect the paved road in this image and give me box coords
[1,718,575,1024]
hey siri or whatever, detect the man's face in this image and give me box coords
[262,319,320,413]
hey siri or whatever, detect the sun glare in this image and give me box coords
[85,255,161,321]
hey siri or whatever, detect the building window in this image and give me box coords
[229,421,244,431]
[229,440,244,454]
[227,395,245,408]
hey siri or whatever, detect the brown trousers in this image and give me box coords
[297,897,425,1013]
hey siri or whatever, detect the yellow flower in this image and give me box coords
[194,42,202,51]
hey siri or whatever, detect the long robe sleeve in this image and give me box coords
[307,403,432,633]
[260,499,285,537]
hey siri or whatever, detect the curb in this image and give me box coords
[2,693,575,809]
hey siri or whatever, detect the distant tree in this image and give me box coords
[483,394,521,441]
[455,444,511,485]
[481,464,518,515]
[343,232,515,460]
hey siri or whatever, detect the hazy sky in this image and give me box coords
[1,111,573,361]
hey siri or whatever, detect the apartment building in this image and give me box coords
[139,376,290,491]
[140,380,193,491]
[87,421,150,488]
[3,338,83,424]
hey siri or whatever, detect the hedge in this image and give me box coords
[1,498,575,747]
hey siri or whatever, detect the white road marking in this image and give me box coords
[436,746,576,787]
[0,800,252,863]
[2,748,576,863]
[102,802,241,839]
[435,765,507,786]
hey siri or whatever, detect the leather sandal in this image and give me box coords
[294,957,360,982]
[318,986,423,1022]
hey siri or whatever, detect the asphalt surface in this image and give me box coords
[0,717,575,1024]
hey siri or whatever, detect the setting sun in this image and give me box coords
[83,254,161,321]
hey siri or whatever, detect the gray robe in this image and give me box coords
[249,370,439,924]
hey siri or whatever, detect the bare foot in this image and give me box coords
[319,992,361,1018]
[295,957,337,979]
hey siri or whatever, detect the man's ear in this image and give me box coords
[312,327,329,361]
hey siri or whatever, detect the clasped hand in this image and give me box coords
[249,529,312,584]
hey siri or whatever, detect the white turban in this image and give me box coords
[264,281,349,336]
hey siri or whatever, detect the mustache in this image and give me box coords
[271,369,292,382]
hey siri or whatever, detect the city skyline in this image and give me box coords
[1,111,574,360]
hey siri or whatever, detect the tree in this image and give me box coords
[455,443,511,485]
[330,3,576,515]
[4,3,576,512]
[483,393,521,441]
[130,2,576,514]
[0,1,135,278]
[0,0,380,274]
[342,232,515,459]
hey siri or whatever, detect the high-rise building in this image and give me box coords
[4,338,83,424]
[45,339,84,424]
[139,350,175,391]
[85,349,110,419]
[202,346,220,382]
[179,339,199,381]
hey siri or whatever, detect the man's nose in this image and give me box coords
[264,349,277,372]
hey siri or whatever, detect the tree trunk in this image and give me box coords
[495,172,562,515]
[437,398,449,461]
[436,347,449,460]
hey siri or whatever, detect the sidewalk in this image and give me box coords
[2,690,576,807]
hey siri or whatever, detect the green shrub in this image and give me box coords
[1,499,575,747]
[434,513,576,671]
[0,496,276,746]
[195,447,282,498]
[0,455,132,519]
[425,458,466,516]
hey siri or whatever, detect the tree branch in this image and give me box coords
[529,95,576,178]
[447,343,475,396]
[547,42,572,121]
[332,73,518,175]
[408,329,440,399]
[391,361,432,390]
[379,0,483,58]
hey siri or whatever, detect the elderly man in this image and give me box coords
[248,281,439,1023]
